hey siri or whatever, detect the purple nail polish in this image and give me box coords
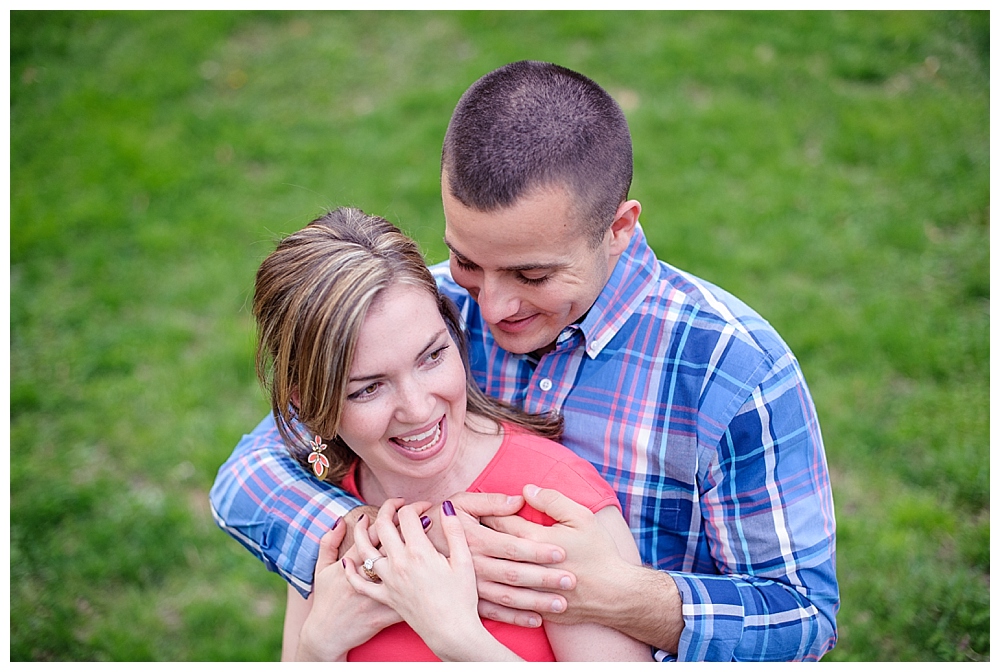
[420,515,432,529]
[342,558,346,568]
[442,500,456,516]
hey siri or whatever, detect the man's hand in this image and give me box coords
[486,484,683,653]
[422,491,578,628]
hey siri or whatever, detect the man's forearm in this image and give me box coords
[209,415,364,594]
[591,563,684,654]
[596,564,838,661]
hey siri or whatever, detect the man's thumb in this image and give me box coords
[522,484,589,525]
[450,490,525,519]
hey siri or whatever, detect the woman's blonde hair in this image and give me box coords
[253,207,561,483]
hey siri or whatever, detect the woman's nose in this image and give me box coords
[394,376,435,423]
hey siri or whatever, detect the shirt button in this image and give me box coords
[539,378,553,391]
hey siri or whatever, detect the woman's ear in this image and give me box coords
[290,388,301,410]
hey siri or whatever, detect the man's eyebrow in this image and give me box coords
[443,239,477,266]
[443,238,560,273]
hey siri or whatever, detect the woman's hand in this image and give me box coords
[295,518,402,661]
[345,498,521,661]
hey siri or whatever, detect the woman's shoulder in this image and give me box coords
[474,423,621,516]
[500,423,588,467]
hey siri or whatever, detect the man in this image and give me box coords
[211,61,838,661]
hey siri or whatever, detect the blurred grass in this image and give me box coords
[10,10,989,661]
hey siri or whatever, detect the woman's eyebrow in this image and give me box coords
[415,329,448,360]
[348,330,448,383]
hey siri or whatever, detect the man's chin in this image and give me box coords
[487,324,555,356]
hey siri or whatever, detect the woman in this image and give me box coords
[254,207,650,661]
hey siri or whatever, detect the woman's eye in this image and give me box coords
[426,345,449,363]
[349,382,380,400]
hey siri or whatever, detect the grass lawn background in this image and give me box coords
[10,10,989,661]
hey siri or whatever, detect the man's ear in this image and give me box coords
[608,199,641,256]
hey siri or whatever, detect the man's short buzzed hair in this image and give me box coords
[442,61,633,245]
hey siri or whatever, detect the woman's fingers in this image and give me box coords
[344,557,387,602]
[440,499,474,567]
[396,501,434,544]
[316,518,347,571]
[371,498,407,554]
[352,511,385,567]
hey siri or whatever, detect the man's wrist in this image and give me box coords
[555,561,682,654]
[602,564,682,654]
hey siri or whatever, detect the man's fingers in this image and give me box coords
[521,484,592,526]
[473,555,576,591]
[477,600,544,629]
[450,490,525,519]
[473,516,566,564]
[476,580,568,616]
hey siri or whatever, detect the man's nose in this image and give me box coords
[477,274,519,324]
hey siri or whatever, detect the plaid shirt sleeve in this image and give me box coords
[664,352,839,661]
[208,414,362,597]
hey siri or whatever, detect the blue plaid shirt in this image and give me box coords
[210,226,838,661]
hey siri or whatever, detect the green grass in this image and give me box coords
[10,10,989,661]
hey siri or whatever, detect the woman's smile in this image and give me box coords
[389,415,448,458]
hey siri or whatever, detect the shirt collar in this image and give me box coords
[575,223,660,359]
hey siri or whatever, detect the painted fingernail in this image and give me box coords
[525,484,540,497]
[421,515,432,529]
[559,576,572,590]
[527,616,540,628]
[551,599,565,613]
[442,500,456,516]
[552,550,564,563]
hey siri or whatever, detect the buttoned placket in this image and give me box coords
[520,325,586,417]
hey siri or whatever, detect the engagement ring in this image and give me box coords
[362,557,382,583]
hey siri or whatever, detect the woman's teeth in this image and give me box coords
[395,421,442,451]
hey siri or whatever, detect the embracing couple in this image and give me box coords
[210,60,839,662]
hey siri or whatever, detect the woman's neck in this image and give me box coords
[357,414,503,507]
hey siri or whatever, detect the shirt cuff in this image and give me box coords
[667,571,746,661]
